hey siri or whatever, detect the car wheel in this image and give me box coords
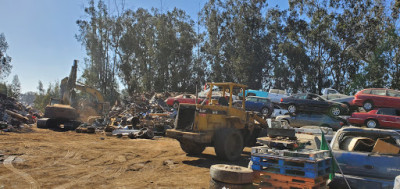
[363,101,373,111]
[173,101,179,109]
[261,107,269,115]
[330,106,341,116]
[365,119,379,128]
[287,104,296,114]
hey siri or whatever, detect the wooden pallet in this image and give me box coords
[253,172,328,189]
[251,147,330,161]
[251,155,331,178]
[253,179,328,189]
[253,171,329,186]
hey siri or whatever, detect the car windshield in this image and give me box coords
[246,97,257,102]
[387,90,400,97]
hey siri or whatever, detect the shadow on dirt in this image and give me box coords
[182,153,251,168]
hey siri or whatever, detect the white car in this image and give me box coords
[271,104,288,118]
[268,89,288,103]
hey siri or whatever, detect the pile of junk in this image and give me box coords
[75,92,177,140]
[0,93,39,133]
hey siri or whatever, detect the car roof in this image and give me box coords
[339,126,400,135]
[208,82,247,89]
[292,92,319,96]
[362,88,388,90]
[247,96,269,99]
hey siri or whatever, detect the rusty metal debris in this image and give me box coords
[75,92,176,139]
[0,94,38,133]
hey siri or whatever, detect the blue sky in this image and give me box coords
[0,0,288,93]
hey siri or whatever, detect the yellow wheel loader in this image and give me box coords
[166,82,268,161]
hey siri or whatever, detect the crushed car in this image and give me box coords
[329,127,400,189]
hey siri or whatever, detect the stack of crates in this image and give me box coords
[250,146,332,189]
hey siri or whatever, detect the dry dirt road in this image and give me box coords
[0,126,251,188]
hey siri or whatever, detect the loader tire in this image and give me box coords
[179,139,205,155]
[209,178,253,189]
[210,164,253,184]
[214,128,244,161]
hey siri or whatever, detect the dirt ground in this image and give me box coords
[0,126,251,189]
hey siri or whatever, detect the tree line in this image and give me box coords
[7,0,400,110]
[76,0,400,103]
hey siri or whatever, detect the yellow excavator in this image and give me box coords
[37,60,109,130]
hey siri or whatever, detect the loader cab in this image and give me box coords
[205,82,246,109]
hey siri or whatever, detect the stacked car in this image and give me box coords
[348,88,400,129]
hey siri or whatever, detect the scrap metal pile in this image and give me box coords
[76,92,178,139]
[0,94,39,133]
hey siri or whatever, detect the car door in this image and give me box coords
[386,89,400,108]
[292,114,310,127]
[304,94,324,112]
[245,97,256,111]
[294,94,310,111]
[312,95,331,111]
[376,108,397,128]
[370,89,388,107]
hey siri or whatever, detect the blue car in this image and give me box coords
[238,89,268,99]
[233,96,273,116]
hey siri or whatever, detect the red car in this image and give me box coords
[353,88,400,111]
[165,94,206,109]
[348,108,400,128]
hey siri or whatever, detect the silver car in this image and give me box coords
[275,113,347,131]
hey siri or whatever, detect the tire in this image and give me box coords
[144,129,154,139]
[179,139,206,155]
[173,101,179,109]
[209,178,253,189]
[261,107,269,115]
[329,106,341,116]
[365,119,379,128]
[36,118,49,128]
[214,128,244,161]
[137,128,154,139]
[210,164,253,184]
[363,101,374,112]
[287,104,296,114]
[128,132,136,139]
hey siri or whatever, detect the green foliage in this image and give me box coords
[8,75,20,99]
[0,33,12,80]
[75,0,400,95]
[33,81,60,112]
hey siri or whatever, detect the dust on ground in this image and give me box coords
[0,126,251,188]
